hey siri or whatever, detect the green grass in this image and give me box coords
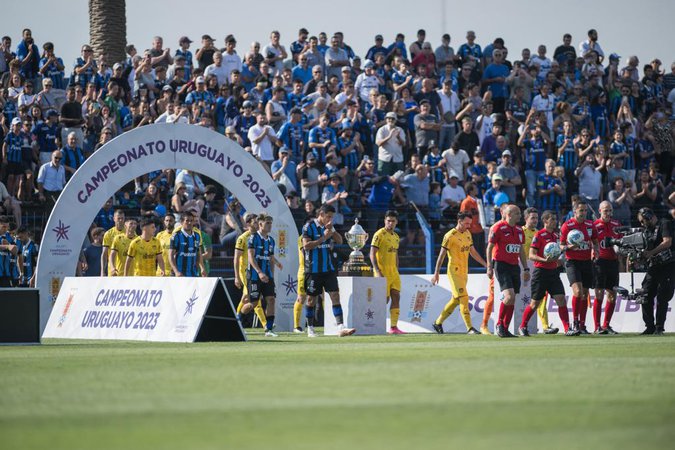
[2,333,675,450]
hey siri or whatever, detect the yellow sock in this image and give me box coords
[459,298,472,330]
[537,296,550,329]
[236,300,244,314]
[390,308,400,328]
[436,298,460,324]
[293,301,303,329]
[254,303,267,328]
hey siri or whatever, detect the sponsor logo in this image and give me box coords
[282,274,297,296]
[277,229,287,257]
[365,309,375,320]
[367,287,373,303]
[57,289,76,327]
[409,288,429,322]
[52,220,70,242]
[50,276,62,304]
[506,244,521,253]
[184,290,198,316]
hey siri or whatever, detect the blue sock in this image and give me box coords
[306,308,315,327]
[266,315,275,331]
[332,305,343,325]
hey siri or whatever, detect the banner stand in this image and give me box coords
[195,279,247,342]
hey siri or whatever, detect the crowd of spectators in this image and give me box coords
[1,27,674,256]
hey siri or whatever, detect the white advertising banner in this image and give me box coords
[324,277,387,335]
[43,277,237,342]
[396,273,674,333]
[35,124,299,333]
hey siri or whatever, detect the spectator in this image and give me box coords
[537,159,565,213]
[497,149,521,203]
[60,131,85,182]
[321,172,349,225]
[375,111,405,176]
[80,227,105,277]
[248,111,282,167]
[59,86,85,148]
[607,177,634,225]
[575,152,603,213]
[440,171,465,220]
[0,180,21,227]
[460,181,485,257]
[454,116,480,159]
[37,150,66,204]
[413,100,441,158]
[300,152,323,203]
[440,140,470,182]
[467,150,489,197]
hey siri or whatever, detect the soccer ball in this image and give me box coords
[566,229,585,247]
[543,242,562,259]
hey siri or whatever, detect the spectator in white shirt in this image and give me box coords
[37,150,66,203]
[247,112,282,166]
[440,171,466,219]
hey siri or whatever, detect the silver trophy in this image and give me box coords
[342,218,372,275]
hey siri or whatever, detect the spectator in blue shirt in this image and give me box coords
[271,147,299,194]
[15,29,40,82]
[482,49,510,113]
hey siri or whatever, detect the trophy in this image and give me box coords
[341,218,372,276]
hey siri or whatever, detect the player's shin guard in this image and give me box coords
[459,298,471,330]
[293,301,303,329]
[305,306,315,327]
[537,296,550,329]
[593,298,603,330]
[520,305,536,329]
[603,301,615,328]
[504,304,515,328]
[332,305,344,325]
[390,308,400,328]
[266,315,275,331]
[571,296,579,322]
[558,305,570,332]
[436,298,460,325]
[254,302,267,328]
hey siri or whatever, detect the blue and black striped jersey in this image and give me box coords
[247,232,275,281]
[302,220,336,274]
[170,230,201,277]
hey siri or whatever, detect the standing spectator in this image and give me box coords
[271,147,299,194]
[204,52,229,87]
[15,29,40,85]
[81,227,105,277]
[354,60,383,108]
[607,177,634,225]
[300,152,323,203]
[148,36,173,69]
[440,171,465,220]
[435,34,455,73]
[437,80,460,150]
[440,140,470,182]
[59,86,85,148]
[413,100,441,157]
[248,112,281,167]
[553,34,577,73]
[579,29,605,62]
[375,112,405,176]
[38,42,65,90]
[262,31,287,76]
[454,116,480,159]
[60,132,85,182]
[482,49,509,113]
[497,150,521,203]
[37,150,66,204]
[196,35,216,71]
[519,120,550,207]
[537,159,565,213]
[467,150,489,197]
[575,153,603,213]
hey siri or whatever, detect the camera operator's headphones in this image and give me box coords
[638,207,654,221]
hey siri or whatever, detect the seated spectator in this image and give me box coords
[140,183,161,217]
[483,174,507,223]
[60,131,86,181]
[634,169,658,209]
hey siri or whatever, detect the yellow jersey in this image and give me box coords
[102,226,124,249]
[156,229,173,276]
[235,230,251,277]
[110,233,136,276]
[127,236,162,276]
[523,227,537,251]
[371,228,399,274]
[441,228,473,276]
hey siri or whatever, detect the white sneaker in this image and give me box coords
[293,327,303,333]
[264,330,278,337]
[307,326,318,338]
[338,324,356,337]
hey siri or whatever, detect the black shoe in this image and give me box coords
[543,327,559,335]
[432,322,444,334]
[505,328,518,338]
[518,326,530,337]
[496,324,508,338]
[602,326,618,335]
[654,329,665,335]
[565,328,581,336]
[466,327,481,335]
[578,326,590,335]
[594,328,608,335]
[641,328,656,335]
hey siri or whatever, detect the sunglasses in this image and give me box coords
[54,157,62,160]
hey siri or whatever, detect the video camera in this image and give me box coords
[606,227,649,270]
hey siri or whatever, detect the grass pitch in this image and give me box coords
[2,332,675,450]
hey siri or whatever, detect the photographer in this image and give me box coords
[635,208,674,335]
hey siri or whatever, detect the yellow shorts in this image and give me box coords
[297,271,306,296]
[447,267,468,299]
[381,271,401,297]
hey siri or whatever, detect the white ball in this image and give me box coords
[567,229,585,246]
[543,242,562,259]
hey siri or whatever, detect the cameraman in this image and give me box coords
[635,208,674,335]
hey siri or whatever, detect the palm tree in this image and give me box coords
[89,0,127,64]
